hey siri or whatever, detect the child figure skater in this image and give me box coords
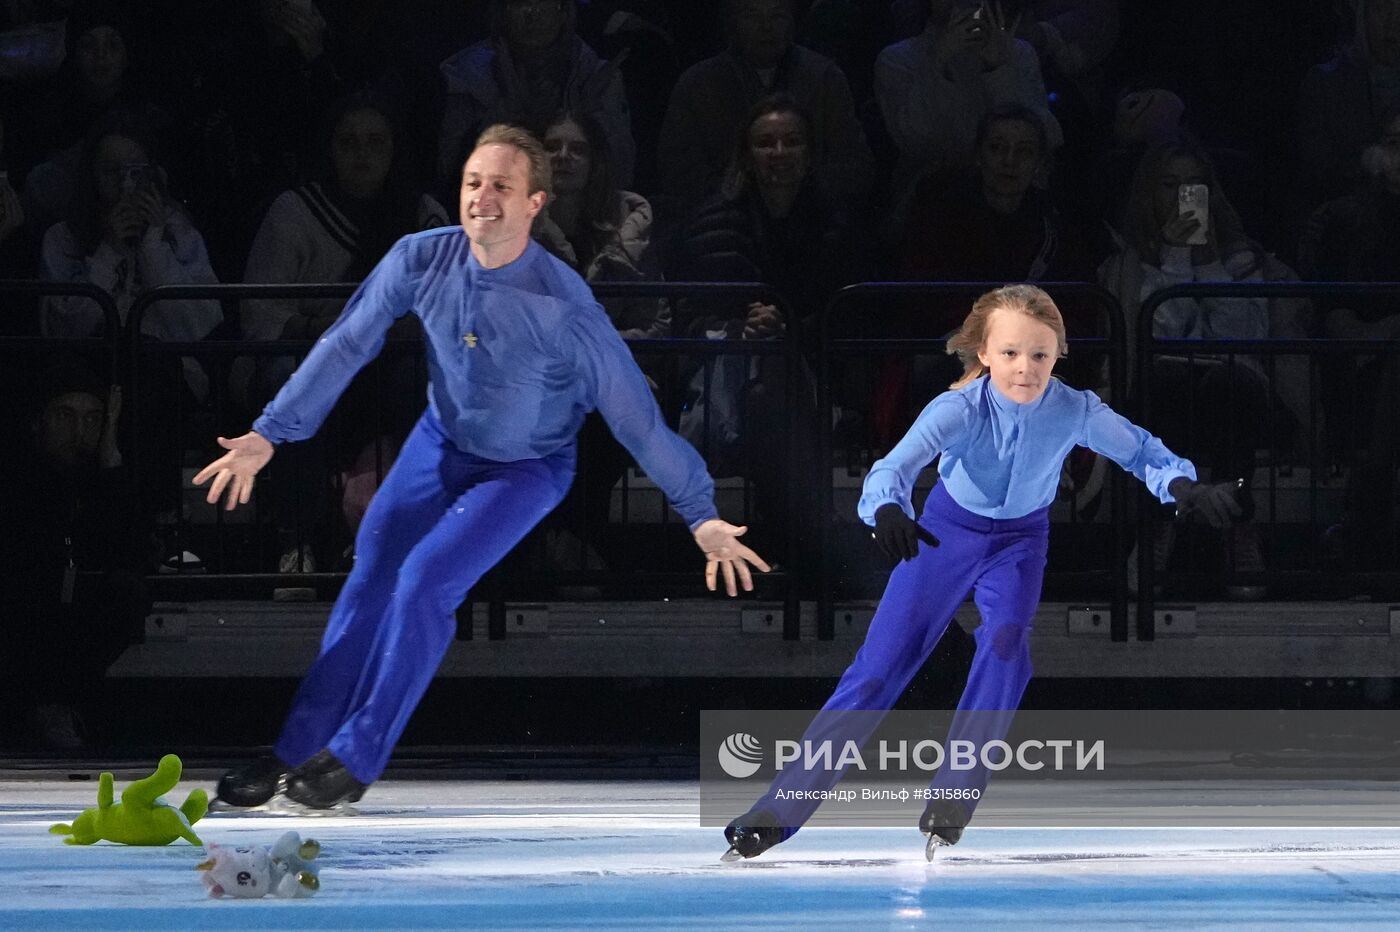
[723,284,1242,861]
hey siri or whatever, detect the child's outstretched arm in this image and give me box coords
[1080,394,1240,527]
[858,392,974,526]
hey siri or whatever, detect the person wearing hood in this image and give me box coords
[656,0,874,210]
[436,0,634,207]
[1298,0,1400,208]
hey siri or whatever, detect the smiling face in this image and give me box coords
[747,109,809,190]
[976,307,1059,404]
[460,142,546,266]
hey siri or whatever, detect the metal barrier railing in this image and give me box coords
[1134,282,1400,637]
[126,281,806,638]
[126,283,386,591]
[0,279,122,331]
[9,276,1399,648]
[0,281,125,431]
[816,282,1130,640]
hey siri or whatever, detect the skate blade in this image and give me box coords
[720,845,745,863]
[208,798,280,814]
[924,832,953,862]
[266,794,360,817]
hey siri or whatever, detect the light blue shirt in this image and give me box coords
[858,377,1196,524]
[253,229,718,529]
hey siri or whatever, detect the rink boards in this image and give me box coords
[107,598,1400,679]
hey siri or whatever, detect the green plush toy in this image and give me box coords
[49,754,208,846]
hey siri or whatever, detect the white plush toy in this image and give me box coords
[196,831,321,898]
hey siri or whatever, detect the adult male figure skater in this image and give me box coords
[197,124,769,810]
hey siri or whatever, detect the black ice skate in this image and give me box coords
[919,799,969,861]
[212,754,289,810]
[720,809,784,862]
[282,749,368,811]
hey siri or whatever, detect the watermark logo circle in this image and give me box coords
[718,732,763,778]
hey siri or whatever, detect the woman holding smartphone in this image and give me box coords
[1098,134,1312,598]
[39,112,222,534]
[39,112,221,354]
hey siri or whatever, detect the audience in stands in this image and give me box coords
[1100,135,1314,596]
[437,0,634,207]
[0,356,149,748]
[898,102,1099,287]
[1297,0,1400,212]
[39,112,221,398]
[532,108,669,571]
[533,110,665,320]
[37,112,221,551]
[670,94,864,548]
[875,0,1061,231]
[177,0,350,279]
[571,1,686,193]
[0,0,68,86]
[657,0,873,211]
[240,94,447,576]
[19,3,172,237]
[878,102,1101,446]
[2,0,1398,606]
[1299,109,1400,568]
[0,113,36,291]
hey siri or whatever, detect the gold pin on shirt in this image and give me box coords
[463,333,479,348]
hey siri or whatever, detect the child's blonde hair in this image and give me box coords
[946,284,1068,389]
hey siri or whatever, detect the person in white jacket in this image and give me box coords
[39,112,222,533]
[39,113,222,401]
[1098,135,1315,598]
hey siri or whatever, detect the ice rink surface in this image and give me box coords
[4,778,1400,930]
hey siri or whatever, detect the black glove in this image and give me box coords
[873,503,940,562]
[1169,477,1243,528]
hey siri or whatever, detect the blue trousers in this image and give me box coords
[757,482,1049,835]
[273,412,573,783]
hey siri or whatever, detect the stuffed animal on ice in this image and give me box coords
[197,831,322,899]
[49,754,207,846]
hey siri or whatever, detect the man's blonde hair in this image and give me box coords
[472,123,552,196]
[946,284,1068,389]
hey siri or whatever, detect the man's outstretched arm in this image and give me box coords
[570,305,770,595]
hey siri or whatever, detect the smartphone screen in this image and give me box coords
[1177,184,1209,246]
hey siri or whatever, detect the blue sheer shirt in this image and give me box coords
[858,377,1197,524]
[253,230,718,529]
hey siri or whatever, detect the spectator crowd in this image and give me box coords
[2,0,1399,743]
